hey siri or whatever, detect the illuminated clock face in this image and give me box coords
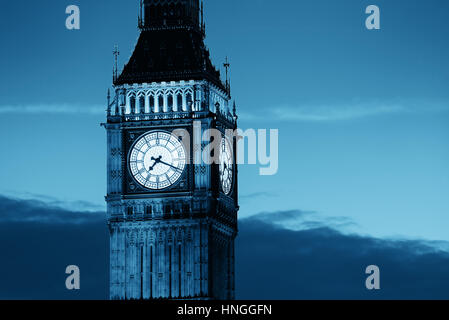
[219,137,233,195]
[129,131,186,190]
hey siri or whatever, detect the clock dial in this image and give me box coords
[219,137,233,195]
[129,131,186,190]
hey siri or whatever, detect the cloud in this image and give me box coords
[240,192,278,201]
[0,195,104,225]
[0,195,448,300]
[0,104,104,115]
[0,191,105,213]
[240,100,449,122]
[0,195,108,300]
[237,215,449,299]
[248,209,358,232]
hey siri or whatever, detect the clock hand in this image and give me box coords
[158,159,183,172]
[148,155,162,171]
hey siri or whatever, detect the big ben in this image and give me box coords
[103,0,238,300]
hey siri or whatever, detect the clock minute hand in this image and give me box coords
[158,159,182,172]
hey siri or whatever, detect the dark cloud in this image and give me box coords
[249,210,358,231]
[236,217,449,300]
[0,195,104,224]
[0,196,448,300]
[0,196,108,300]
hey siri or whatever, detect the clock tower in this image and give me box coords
[103,0,238,300]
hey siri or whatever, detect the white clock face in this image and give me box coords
[219,137,233,195]
[129,131,187,190]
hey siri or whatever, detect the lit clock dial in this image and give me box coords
[129,131,186,190]
[219,137,233,195]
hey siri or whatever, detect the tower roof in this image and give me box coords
[114,0,226,92]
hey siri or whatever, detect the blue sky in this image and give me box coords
[0,0,449,250]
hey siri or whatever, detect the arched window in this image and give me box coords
[167,94,174,112]
[149,96,155,113]
[167,57,173,68]
[186,92,193,111]
[129,96,136,114]
[139,96,145,113]
[160,42,167,57]
[177,93,183,111]
[158,95,164,112]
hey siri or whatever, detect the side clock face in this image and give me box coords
[129,131,186,190]
[219,137,233,195]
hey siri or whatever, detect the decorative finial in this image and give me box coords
[223,57,231,95]
[107,89,111,116]
[113,45,120,82]
[201,1,206,38]
[138,0,143,29]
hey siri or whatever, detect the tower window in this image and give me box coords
[130,96,136,114]
[127,207,134,216]
[139,96,145,113]
[177,93,183,111]
[186,93,193,110]
[149,96,155,112]
[158,95,164,112]
[184,57,190,68]
[165,204,172,215]
[167,94,174,111]
[176,41,183,55]
[178,244,182,297]
[160,42,167,57]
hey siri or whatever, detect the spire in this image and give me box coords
[233,100,238,119]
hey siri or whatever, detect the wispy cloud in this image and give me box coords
[246,209,358,232]
[240,100,449,122]
[240,192,278,201]
[0,190,105,213]
[0,104,105,115]
[0,194,104,225]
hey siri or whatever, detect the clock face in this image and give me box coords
[129,131,187,190]
[219,137,233,195]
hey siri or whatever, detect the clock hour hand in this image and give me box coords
[148,155,162,171]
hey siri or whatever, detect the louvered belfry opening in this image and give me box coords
[142,0,200,29]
